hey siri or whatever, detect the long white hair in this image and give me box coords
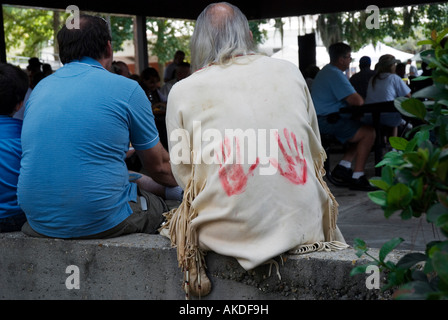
[190,2,256,72]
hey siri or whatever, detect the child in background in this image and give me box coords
[0,63,29,232]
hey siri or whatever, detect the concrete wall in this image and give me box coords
[0,232,404,300]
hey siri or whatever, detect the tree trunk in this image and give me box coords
[53,10,60,61]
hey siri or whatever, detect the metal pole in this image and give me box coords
[134,15,148,75]
[0,4,7,63]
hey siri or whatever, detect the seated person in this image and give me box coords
[139,67,167,113]
[311,42,376,191]
[302,65,320,92]
[0,63,29,232]
[364,54,411,137]
[164,50,185,83]
[18,15,179,240]
[162,2,348,298]
[349,56,375,99]
[139,67,169,149]
[395,62,407,81]
[160,62,191,97]
[407,59,418,79]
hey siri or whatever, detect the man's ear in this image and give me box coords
[11,101,24,116]
[100,40,114,71]
[106,40,113,59]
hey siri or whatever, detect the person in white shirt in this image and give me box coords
[407,59,418,77]
[364,54,411,137]
[162,1,347,298]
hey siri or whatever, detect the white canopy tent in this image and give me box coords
[351,41,415,67]
[271,41,416,76]
[270,45,330,68]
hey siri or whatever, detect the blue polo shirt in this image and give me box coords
[0,116,23,218]
[18,57,159,238]
[311,64,356,116]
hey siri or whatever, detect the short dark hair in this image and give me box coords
[0,63,29,115]
[140,67,160,81]
[359,56,371,68]
[57,15,111,64]
[174,50,185,57]
[329,42,351,63]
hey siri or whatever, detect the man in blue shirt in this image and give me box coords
[18,15,178,239]
[0,63,29,232]
[311,43,376,191]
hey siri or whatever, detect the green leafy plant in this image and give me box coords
[351,28,448,299]
[350,237,428,295]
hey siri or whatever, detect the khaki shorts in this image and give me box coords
[22,189,169,240]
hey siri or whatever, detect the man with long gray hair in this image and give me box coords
[162,2,348,298]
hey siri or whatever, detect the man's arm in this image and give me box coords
[345,92,364,106]
[136,142,178,187]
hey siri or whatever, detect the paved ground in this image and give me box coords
[326,152,441,252]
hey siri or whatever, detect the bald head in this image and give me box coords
[190,2,255,71]
[208,2,234,26]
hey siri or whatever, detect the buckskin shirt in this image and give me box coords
[18,57,159,238]
[164,54,347,271]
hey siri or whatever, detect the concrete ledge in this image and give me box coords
[0,232,406,300]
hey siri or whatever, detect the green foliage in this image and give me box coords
[249,20,268,45]
[351,29,448,299]
[3,6,61,57]
[3,5,135,59]
[317,4,448,52]
[3,5,269,72]
[350,237,429,295]
[145,18,268,66]
[146,18,195,65]
[108,16,134,52]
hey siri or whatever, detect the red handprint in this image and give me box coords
[270,128,307,185]
[217,136,260,196]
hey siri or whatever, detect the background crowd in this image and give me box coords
[0,2,432,298]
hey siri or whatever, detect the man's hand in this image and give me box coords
[217,136,259,196]
[270,128,307,185]
[136,142,178,187]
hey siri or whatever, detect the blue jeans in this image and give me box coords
[0,213,27,233]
